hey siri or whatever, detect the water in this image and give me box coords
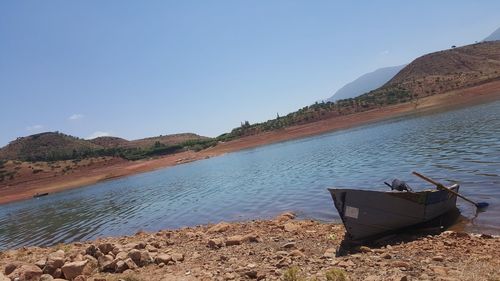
[1,101,499,250]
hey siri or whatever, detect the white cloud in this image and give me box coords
[69,113,84,120]
[26,124,44,131]
[86,131,111,139]
[380,50,390,55]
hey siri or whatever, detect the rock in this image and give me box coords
[73,275,86,281]
[289,250,305,257]
[35,259,47,269]
[44,250,66,275]
[323,248,336,258]
[392,261,410,268]
[134,242,147,249]
[97,255,114,272]
[84,245,98,257]
[225,235,245,246]
[171,253,184,262]
[244,270,258,279]
[364,276,378,281]
[394,275,408,281]
[207,238,224,249]
[480,234,493,239]
[208,222,231,233]
[432,255,444,262]
[276,212,295,222]
[114,260,128,273]
[0,273,9,281]
[52,268,63,279]
[127,249,141,265]
[431,265,448,276]
[359,246,372,253]
[155,254,172,264]
[97,243,114,255]
[337,260,355,268]
[115,252,128,261]
[381,253,392,259]
[123,258,137,270]
[132,250,153,267]
[7,264,43,281]
[243,233,260,243]
[283,222,300,232]
[5,262,21,275]
[281,242,296,249]
[61,260,92,280]
[40,274,54,281]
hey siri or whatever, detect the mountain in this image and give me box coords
[327,65,406,102]
[484,27,500,41]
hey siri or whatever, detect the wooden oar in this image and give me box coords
[412,171,489,210]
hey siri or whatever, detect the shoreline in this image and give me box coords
[1,80,500,205]
[1,214,499,280]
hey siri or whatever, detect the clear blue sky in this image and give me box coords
[1,1,499,146]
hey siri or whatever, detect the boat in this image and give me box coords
[33,192,49,198]
[328,184,459,241]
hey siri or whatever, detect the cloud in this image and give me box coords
[380,50,390,55]
[87,131,111,139]
[69,113,84,121]
[26,124,44,131]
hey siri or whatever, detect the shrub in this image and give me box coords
[282,267,305,281]
[325,268,348,281]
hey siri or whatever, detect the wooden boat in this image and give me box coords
[33,192,49,198]
[328,184,459,241]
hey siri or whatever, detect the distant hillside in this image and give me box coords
[129,133,209,149]
[89,136,130,148]
[222,41,500,140]
[365,41,500,103]
[327,65,406,102]
[484,27,500,41]
[0,132,102,161]
[0,132,214,162]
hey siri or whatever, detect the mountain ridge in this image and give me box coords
[328,65,406,102]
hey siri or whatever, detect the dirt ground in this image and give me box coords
[1,80,500,205]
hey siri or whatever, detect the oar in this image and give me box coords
[412,171,489,210]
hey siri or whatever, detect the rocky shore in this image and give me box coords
[0,213,498,281]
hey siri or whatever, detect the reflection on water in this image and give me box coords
[0,101,499,250]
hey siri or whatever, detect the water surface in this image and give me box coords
[1,101,499,249]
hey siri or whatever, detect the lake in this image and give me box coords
[1,101,499,250]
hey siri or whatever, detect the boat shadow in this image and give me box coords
[336,207,463,256]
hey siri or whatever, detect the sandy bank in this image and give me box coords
[1,80,500,205]
[0,214,498,281]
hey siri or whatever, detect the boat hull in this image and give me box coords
[328,185,459,240]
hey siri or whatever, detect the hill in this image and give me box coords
[0,132,214,162]
[222,41,500,140]
[129,133,209,149]
[89,136,130,148]
[0,132,102,162]
[484,26,500,41]
[363,41,500,103]
[327,65,406,102]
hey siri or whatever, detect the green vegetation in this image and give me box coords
[282,267,305,281]
[219,87,412,141]
[325,268,348,281]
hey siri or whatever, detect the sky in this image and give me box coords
[0,1,499,146]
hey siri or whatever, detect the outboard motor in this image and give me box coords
[385,179,413,192]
